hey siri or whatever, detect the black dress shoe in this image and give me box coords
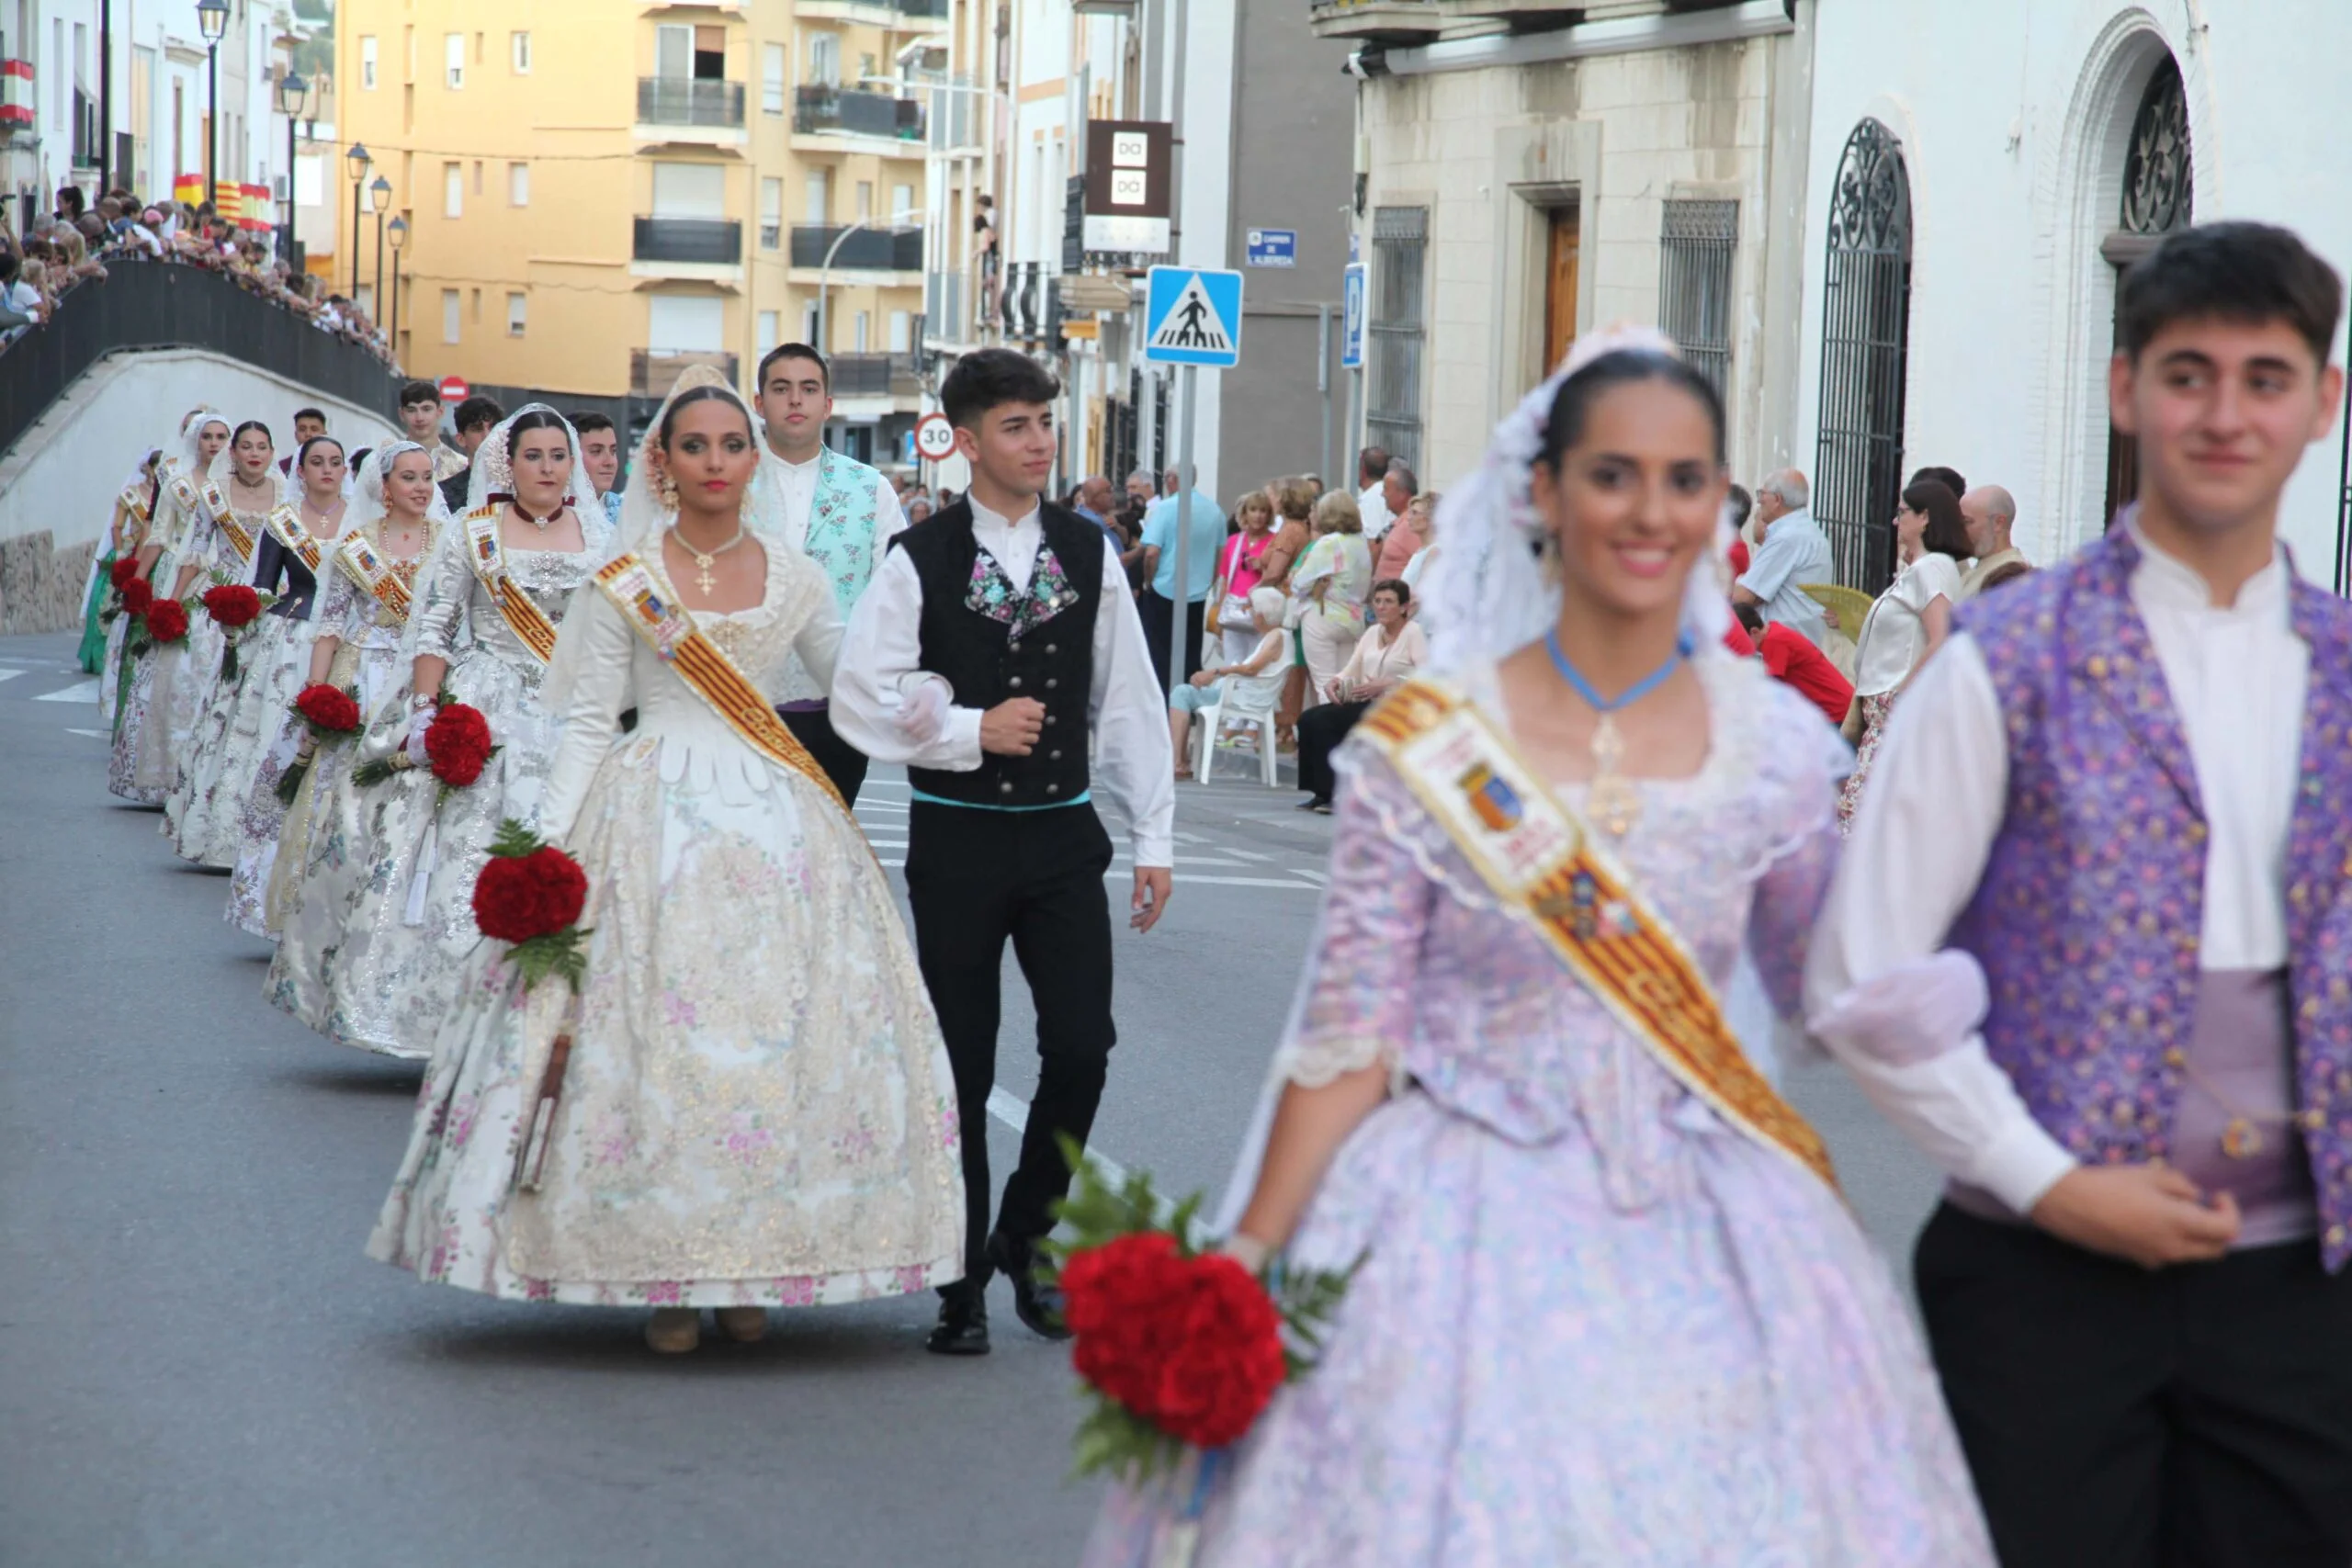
[925,1281,990,1356]
[986,1230,1072,1342]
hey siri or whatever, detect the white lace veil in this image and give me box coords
[614,363,775,556]
[347,440,453,537]
[180,410,231,480]
[1417,323,1733,672]
[464,402,599,519]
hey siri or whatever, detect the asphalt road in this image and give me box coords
[0,628,1946,1567]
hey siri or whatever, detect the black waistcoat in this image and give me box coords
[895,501,1103,807]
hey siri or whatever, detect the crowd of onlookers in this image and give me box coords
[1,181,395,362]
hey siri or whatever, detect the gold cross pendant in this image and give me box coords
[693,554,718,595]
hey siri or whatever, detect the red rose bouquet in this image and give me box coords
[119,578,153,617]
[141,598,190,645]
[108,556,141,592]
[1046,1144,1357,1494]
[471,818,591,991]
[352,693,502,803]
[277,682,368,803]
[201,582,276,679]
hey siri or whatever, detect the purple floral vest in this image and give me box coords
[1950,529,2352,1271]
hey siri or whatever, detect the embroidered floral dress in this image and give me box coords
[148,489,262,825]
[247,523,435,947]
[107,474,212,804]
[367,542,964,1307]
[301,510,610,1057]
[172,510,337,871]
[1085,655,1992,1568]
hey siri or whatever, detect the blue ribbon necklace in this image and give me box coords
[1544,628,1694,837]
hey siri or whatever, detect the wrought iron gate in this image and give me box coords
[1813,119,1913,594]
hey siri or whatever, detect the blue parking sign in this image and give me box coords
[1340,263,1365,369]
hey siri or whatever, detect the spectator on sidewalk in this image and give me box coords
[1353,445,1395,540]
[1295,577,1427,812]
[1374,484,1434,581]
[438,396,507,513]
[1958,485,2032,599]
[1292,490,1374,707]
[1138,471,1227,689]
[1169,588,1291,779]
[1732,601,1855,728]
[1734,468,1834,649]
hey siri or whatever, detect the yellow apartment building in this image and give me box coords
[336,0,942,459]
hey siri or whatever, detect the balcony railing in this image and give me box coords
[791,224,924,272]
[634,217,744,265]
[632,349,740,400]
[637,76,747,128]
[793,85,926,142]
[829,352,922,397]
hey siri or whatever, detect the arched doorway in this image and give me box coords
[2100,57,2193,525]
[1814,118,1912,593]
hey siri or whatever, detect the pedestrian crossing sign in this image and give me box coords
[1144,266,1244,367]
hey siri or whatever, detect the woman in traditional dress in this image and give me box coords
[213,436,357,932]
[368,370,963,1354]
[266,445,447,1009]
[110,411,232,805]
[1084,336,1992,1566]
[161,418,287,856]
[81,453,158,678]
[311,406,611,1057]
[95,453,164,721]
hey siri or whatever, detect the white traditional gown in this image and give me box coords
[367,540,966,1306]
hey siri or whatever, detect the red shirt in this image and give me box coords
[1727,537,1751,579]
[1757,622,1854,726]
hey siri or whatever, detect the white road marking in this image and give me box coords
[0,669,25,683]
[854,800,909,813]
[1106,872,1319,890]
[35,679,102,703]
[67,728,107,739]
[1289,867,1328,885]
[987,1085,1132,1189]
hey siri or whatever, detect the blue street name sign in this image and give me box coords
[1340,262,1365,369]
[1244,228,1296,268]
[1144,265,1245,367]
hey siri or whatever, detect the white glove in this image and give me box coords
[895,673,952,746]
[402,708,435,767]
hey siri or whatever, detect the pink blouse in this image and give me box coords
[1218,530,1274,602]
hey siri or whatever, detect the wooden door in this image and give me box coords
[1544,206,1580,378]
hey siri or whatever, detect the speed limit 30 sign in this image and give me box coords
[913,412,956,461]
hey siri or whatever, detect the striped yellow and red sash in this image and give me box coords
[593,552,849,817]
[119,481,153,525]
[336,528,419,621]
[463,507,560,664]
[263,503,325,573]
[199,480,255,564]
[1357,678,1838,1193]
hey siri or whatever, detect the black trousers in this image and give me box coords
[776,703,868,807]
[1296,699,1372,803]
[904,800,1116,1282]
[1137,589,1206,693]
[1916,1202,2352,1568]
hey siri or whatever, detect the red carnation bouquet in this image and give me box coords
[1046,1143,1357,1498]
[277,682,367,803]
[141,597,191,646]
[117,577,153,619]
[352,691,501,804]
[472,818,591,991]
[108,556,141,592]
[201,581,277,679]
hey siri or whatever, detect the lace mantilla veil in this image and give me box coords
[347,441,455,538]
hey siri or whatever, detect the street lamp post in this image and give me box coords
[369,174,392,323]
[198,0,229,204]
[386,216,408,357]
[345,143,370,298]
[276,71,311,267]
[818,208,924,357]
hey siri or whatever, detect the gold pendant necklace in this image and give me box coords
[678,525,747,595]
[1544,629,1692,840]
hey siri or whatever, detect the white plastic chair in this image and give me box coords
[1193,683,1283,787]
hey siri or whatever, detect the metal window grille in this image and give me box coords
[1813,120,1912,594]
[1367,205,1427,474]
[1659,200,1736,398]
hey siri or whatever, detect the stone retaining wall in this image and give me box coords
[0,532,99,636]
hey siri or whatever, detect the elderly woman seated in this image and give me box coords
[1295,576,1429,813]
[1168,586,1290,779]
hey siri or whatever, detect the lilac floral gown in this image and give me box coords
[1084,654,1992,1567]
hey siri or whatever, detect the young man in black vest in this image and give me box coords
[833,349,1175,1355]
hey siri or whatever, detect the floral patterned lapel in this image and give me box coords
[2079,529,2205,818]
[966,544,1080,639]
[2287,574,2352,932]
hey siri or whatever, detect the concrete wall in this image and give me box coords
[0,348,399,635]
[1801,0,2352,572]
[1216,0,1359,499]
[1356,28,1805,492]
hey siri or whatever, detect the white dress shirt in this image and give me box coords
[1356,482,1394,541]
[1804,522,2308,1214]
[763,448,907,557]
[831,493,1177,868]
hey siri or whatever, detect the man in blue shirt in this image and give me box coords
[1137,478,1226,689]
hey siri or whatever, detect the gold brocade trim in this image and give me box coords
[202,482,255,565]
[264,504,325,573]
[593,552,852,819]
[1359,679,1838,1194]
[336,528,421,621]
[464,507,560,664]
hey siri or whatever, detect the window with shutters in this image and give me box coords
[441,288,461,344]
[1657,199,1737,397]
[509,163,529,207]
[360,37,378,90]
[507,292,527,336]
[760,178,783,249]
[763,44,786,115]
[511,32,531,74]
[1366,206,1428,473]
[758,310,780,354]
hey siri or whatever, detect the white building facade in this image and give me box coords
[1798,0,2352,588]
